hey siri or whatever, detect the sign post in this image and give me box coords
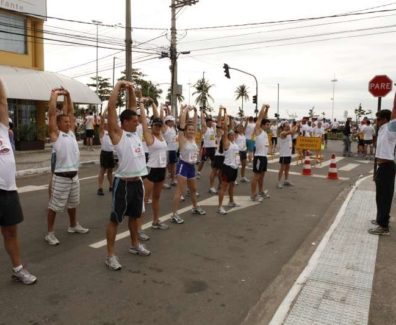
[368,74,393,179]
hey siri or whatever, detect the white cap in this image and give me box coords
[8,118,12,124]
[164,115,175,122]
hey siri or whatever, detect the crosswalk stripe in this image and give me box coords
[339,163,360,171]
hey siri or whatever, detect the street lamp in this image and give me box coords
[331,76,338,121]
[91,20,103,96]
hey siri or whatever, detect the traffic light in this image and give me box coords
[223,63,230,79]
[252,95,257,104]
[275,113,279,119]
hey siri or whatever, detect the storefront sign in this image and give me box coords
[0,0,47,18]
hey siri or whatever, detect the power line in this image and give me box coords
[182,8,396,31]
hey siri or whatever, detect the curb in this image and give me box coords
[16,160,99,178]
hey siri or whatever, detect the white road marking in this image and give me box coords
[339,163,360,171]
[356,160,372,164]
[89,196,260,249]
[246,167,350,180]
[17,185,48,193]
[18,175,98,194]
[312,157,344,169]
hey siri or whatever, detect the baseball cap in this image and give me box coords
[164,115,175,123]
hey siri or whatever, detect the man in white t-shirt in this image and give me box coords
[0,78,37,284]
[362,119,375,158]
[45,88,89,246]
[368,92,396,236]
[244,116,256,162]
[84,111,95,150]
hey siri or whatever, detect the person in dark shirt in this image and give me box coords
[343,117,352,157]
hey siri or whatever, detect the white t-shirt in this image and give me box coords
[53,131,80,172]
[163,126,178,151]
[203,127,217,148]
[254,131,269,157]
[362,125,375,141]
[313,127,324,138]
[223,142,240,169]
[180,139,198,164]
[270,125,278,137]
[235,134,247,151]
[245,123,255,140]
[101,131,114,152]
[376,120,396,160]
[114,131,148,178]
[332,121,339,129]
[0,123,16,191]
[147,136,167,168]
[279,134,292,157]
[136,124,149,153]
[85,115,95,130]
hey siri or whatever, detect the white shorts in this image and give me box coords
[48,174,80,212]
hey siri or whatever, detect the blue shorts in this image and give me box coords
[176,160,196,179]
[246,139,255,152]
[168,150,178,164]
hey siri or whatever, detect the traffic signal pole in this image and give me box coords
[223,64,258,117]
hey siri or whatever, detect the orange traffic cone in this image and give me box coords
[327,154,339,180]
[302,152,312,176]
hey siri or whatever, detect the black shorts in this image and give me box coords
[272,137,278,146]
[364,140,373,145]
[50,152,56,173]
[145,152,149,164]
[167,150,178,164]
[358,139,365,146]
[211,155,225,169]
[111,178,144,223]
[221,164,238,183]
[253,156,268,173]
[279,156,291,164]
[100,150,115,169]
[147,167,166,183]
[201,147,216,162]
[239,151,247,161]
[0,190,24,227]
[85,129,94,138]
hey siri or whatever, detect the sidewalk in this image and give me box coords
[244,176,396,325]
[15,142,100,178]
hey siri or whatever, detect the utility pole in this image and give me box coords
[125,0,132,108]
[277,83,280,119]
[170,0,198,116]
[91,20,102,97]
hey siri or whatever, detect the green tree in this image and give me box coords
[235,84,249,114]
[193,78,214,112]
[87,76,112,105]
[354,103,372,122]
[308,106,315,118]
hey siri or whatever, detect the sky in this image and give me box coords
[44,0,396,119]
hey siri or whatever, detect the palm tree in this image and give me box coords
[193,78,214,111]
[235,85,249,113]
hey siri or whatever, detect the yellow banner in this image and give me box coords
[296,136,322,151]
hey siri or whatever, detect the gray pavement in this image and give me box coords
[4,140,395,324]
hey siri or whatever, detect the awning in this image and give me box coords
[0,65,101,105]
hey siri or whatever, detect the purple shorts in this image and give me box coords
[176,160,196,179]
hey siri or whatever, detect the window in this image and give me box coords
[0,11,26,54]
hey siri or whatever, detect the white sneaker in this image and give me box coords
[12,267,37,284]
[68,223,89,234]
[146,199,152,204]
[277,182,284,189]
[171,213,185,224]
[209,187,218,195]
[45,232,60,246]
[234,180,238,185]
[217,206,227,215]
[138,231,150,241]
[129,243,151,256]
[163,183,171,189]
[259,190,271,198]
[250,195,263,203]
[196,172,201,179]
[227,201,241,208]
[240,177,250,183]
[192,206,206,215]
[105,255,122,271]
[151,222,170,230]
[283,180,294,187]
[180,195,185,202]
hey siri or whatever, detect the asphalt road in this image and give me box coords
[0,141,374,325]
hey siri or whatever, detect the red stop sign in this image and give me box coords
[368,75,393,97]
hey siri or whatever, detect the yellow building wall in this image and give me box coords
[0,11,44,71]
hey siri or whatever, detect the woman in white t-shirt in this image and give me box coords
[277,121,298,188]
[140,102,169,230]
[363,120,375,158]
[235,123,249,183]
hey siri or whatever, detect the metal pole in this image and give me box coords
[125,0,132,82]
[277,83,279,119]
[170,0,177,116]
[112,57,116,87]
[96,24,99,95]
[331,77,337,120]
[373,96,382,179]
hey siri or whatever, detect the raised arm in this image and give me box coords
[48,88,64,142]
[128,85,137,111]
[139,101,154,146]
[99,108,108,139]
[193,107,198,133]
[151,99,159,118]
[63,89,76,131]
[222,111,230,150]
[254,104,269,135]
[178,106,188,148]
[0,78,9,126]
[107,81,128,145]
[392,91,396,120]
